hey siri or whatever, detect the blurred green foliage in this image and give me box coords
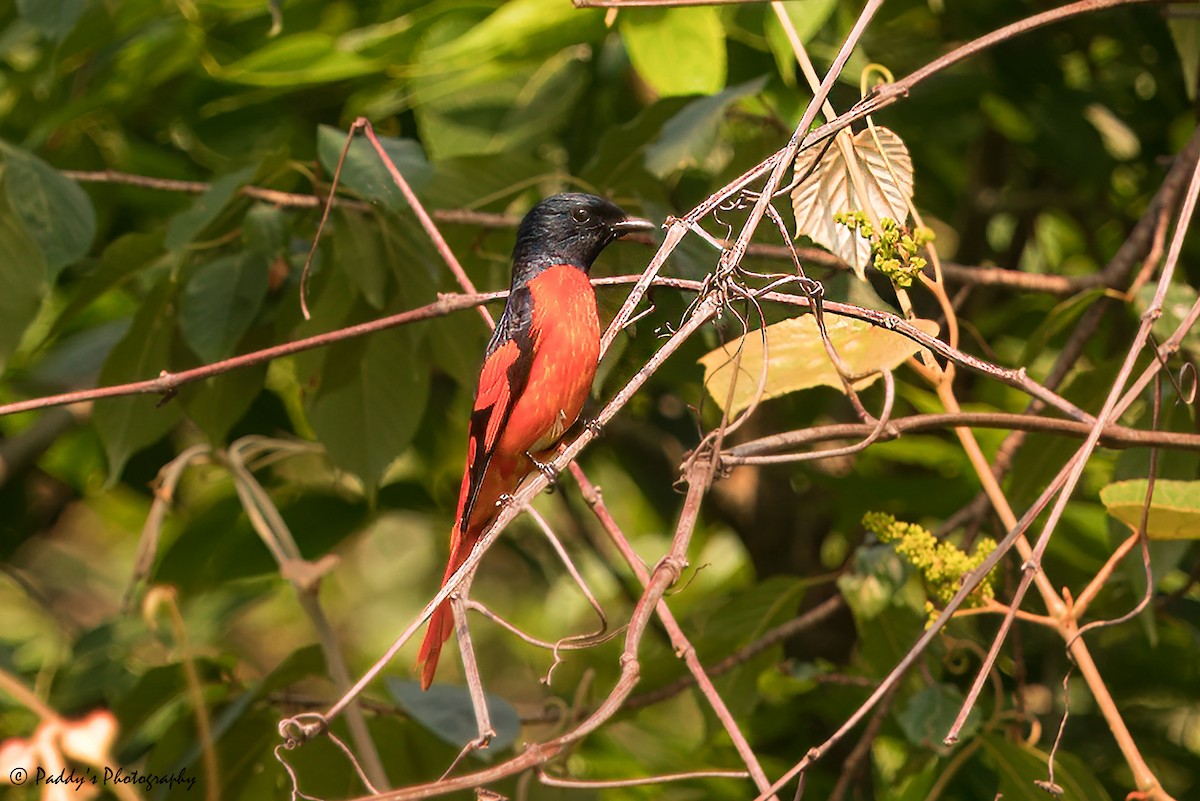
[0,1,1197,800]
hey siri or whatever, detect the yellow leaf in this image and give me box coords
[791,126,914,278]
[1100,479,1200,541]
[698,314,938,416]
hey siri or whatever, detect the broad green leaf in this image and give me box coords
[699,314,939,415]
[765,0,838,86]
[93,278,183,481]
[333,209,391,309]
[980,735,1113,801]
[700,575,812,659]
[386,679,520,755]
[896,684,980,755]
[837,545,925,671]
[420,0,597,66]
[413,46,590,160]
[16,0,85,40]
[26,319,130,393]
[213,32,383,87]
[307,321,430,491]
[644,76,768,178]
[178,363,267,444]
[0,191,48,369]
[791,126,915,277]
[164,166,256,250]
[179,253,269,363]
[1100,479,1200,541]
[317,125,432,210]
[620,7,726,98]
[51,232,167,338]
[0,143,96,280]
[1169,18,1200,100]
[241,203,287,258]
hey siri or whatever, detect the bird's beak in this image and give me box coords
[611,217,657,238]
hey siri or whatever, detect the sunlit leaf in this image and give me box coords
[386,679,520,756]
[214,32,383,86]
[791,127,914,277]
[764,0,838,86]
[93,278,183,482]
[0,143,96,280]
[698,313,938,415]
[1100,479,1200,541]
[620,7,726,98]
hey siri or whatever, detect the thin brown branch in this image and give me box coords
[722,411,1200,463]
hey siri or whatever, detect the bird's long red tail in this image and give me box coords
[415,521,477,690]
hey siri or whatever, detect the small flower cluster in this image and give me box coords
[863,511,996,619]
[834,211,935,288]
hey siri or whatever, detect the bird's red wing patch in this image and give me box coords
[475,340,521,452]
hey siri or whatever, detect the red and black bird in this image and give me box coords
[416,193,654,689]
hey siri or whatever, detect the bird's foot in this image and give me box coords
[584,418,604,436]
[527,454,559,490]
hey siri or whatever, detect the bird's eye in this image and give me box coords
[571,207,591,224]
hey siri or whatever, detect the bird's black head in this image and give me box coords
[511,193,654,277]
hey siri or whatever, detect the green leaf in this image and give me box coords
[164,166,256,250]
[1133,281,1200,358]
[418,0,596,66]
[317,125,432,210]
[155,494,368,596]
[16,0,85,40]
[178,364,267,445]
[698,314,939,415]
[307,320,431,491]
[0,143,96,280]
[980,735,1113,801]
[93,278,183,481]
[896,684,980,755]
[1169,18,1200,100]
[621,7,727,98]
[764,0,838,86]
[644,76,768,178]
[214,32,383,87]
[413,46,590,160]
[179,253,270,363]
[1100,479,1200,541]
[241,203,287,259]
[51,232,167,338]
[0,191,47,369]
[386,679,520,756]
[333,209,391,309]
